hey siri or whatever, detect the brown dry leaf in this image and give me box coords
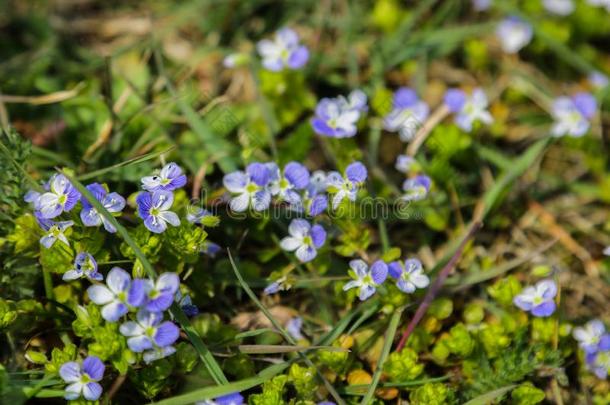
[231,305,297,331]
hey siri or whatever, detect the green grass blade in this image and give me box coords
[463,384,517,405]
[479,138,550,218]
[76,146,176,181]
[60,170,228,386]
[149,362,291,405]
[152,48,237,173]
[359,309,403,404]
[227,249,346,405]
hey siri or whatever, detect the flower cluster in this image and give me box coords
[223,161,368,214]
[573,320,610,379]
[86,267,181,363]
[343,257,429,301]
[137,162,186,233]
[311,90,368,138]
[513,279,557,317]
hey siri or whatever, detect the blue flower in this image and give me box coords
[59,356,105,401]
[257,28,309,71]
[202,241,221,257]
[87,267,146,322]
[63,252,102,282]
[141,162,187,192]
[573,320,609,354]
[544,0,574,15]
[326,161,368,209]
[586,344,610,379]
[137,190,181,233]
[197,392,245,405]
[36,174,81,219]
[268,161,310,206]
[142,272,180,312]
[280,219,326,262]
[119,309,180,353]
[223,163,272,212]
[80,183,125,233]
[395,155,416,173]
[38,219,74,249]
[286,317,304,340]
[513,279,557,317]
[311,90,368,138]
[496,16,533,54]
[304,170,329,216]
[551,92,597,137]
[383,87,429,142]
[444,88,493,132]
[388,258,429,293]
[401,175,432,202]
[343,259,388,301]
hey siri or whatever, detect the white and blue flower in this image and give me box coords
[267,161,310,206]
[401,175,431,202]
[59,356,105,401]
[38,218,74,249]
[257,28,309,72]
[36,174,81,219]
[280,219,326,263]
[137,190,181,233]
[388,258,430,293]
[513,279,557,317]
[141,162,187,192]
[80,183,125,233]
[142,272,180,312]
[383,87,429,142]
[573,320,609,354]
[326,161,368,209]
[119,309,180,353]
[496,16,533,54]
[343,259,388,301]
[311,90,368,138]
[551,92,597,137]
[223,163,272,212]
[63,252,103,282]
[444,88,493,132]
[87,267,146,322]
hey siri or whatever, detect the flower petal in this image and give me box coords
[127,335,154,352]
[154,321,180,347]
[280,236,302,252]
[82,356,105,381]
[119,321,145,337]
[83,382,103,401]
[87,285,114,305]
[106,267,131,294]
[59,361,81,383]
[101,301,128,322]
[295,245,317,262]
[288,219,310,238]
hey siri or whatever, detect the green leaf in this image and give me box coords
[463,385,517,405]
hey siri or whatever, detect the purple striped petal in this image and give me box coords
[154,321,180,347]
[82,356,104,381]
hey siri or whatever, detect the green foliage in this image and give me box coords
[409,382,456,405]
[249,374,288,405]
[511,382,546,405]
[383,348,424,382]
[487,275,522,307]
